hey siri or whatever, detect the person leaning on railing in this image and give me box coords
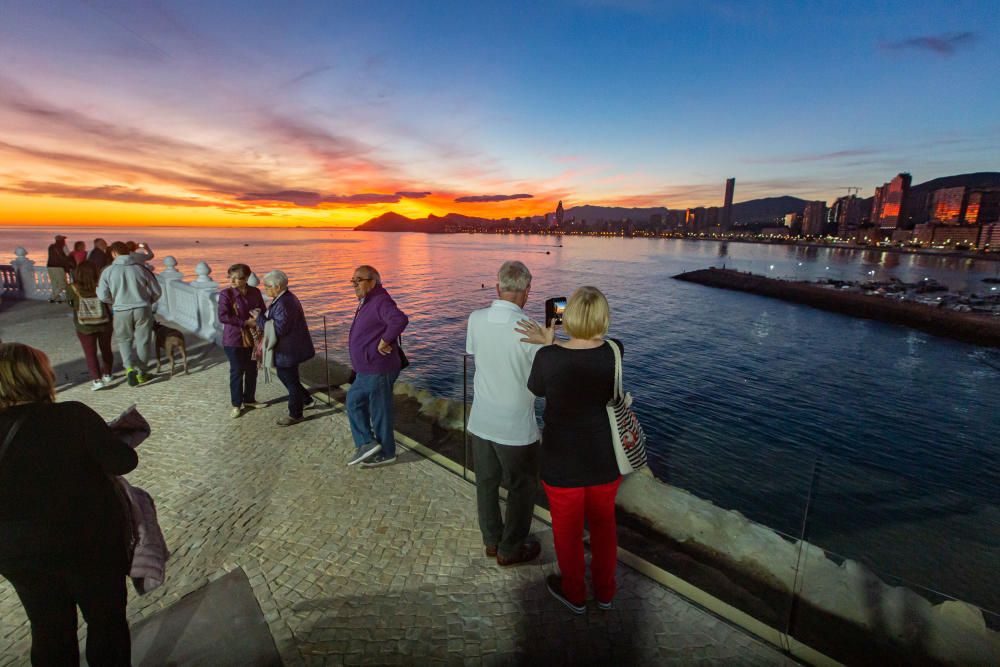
[0,343,138,665]
[217,263,266,419]
[517,286,623,615]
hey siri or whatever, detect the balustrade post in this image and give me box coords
[156,256,184,319]
[11,248,42,300]
[192,261,222,343]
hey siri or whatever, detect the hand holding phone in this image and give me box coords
[545,297,567,327]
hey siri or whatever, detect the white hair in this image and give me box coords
[497,261,531,293]
[262,269,288,290]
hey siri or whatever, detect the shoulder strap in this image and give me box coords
[0,414,27,467]
[607,339,624,401]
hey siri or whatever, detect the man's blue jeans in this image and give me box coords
[347,370,399,457]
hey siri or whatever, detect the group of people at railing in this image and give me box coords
[0,244,633,662]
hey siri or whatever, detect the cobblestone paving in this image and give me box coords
[0,301,797,666]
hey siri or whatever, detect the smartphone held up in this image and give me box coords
[545,297,567,327]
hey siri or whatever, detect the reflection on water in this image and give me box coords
[5,227,999,611]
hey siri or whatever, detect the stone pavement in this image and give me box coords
[0,300,797,666]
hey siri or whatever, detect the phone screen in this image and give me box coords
[545,297,567,326]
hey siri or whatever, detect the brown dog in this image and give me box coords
[154,322,188,376]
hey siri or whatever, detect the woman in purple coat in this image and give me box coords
[217,263,266,418]
[256,269,315,426]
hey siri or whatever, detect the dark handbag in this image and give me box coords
[231,288,257,348]
[398,336,409,370]
[605,340,647,474]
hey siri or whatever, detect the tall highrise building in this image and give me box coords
[802,201,827,237]
[555,200,564,228]
[721,178,735,230]
[833,194,863,239]
[875,173,911,230]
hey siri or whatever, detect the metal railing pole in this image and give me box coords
[463,354,469,481]
[323,315,331,406]
[784,449,825,650]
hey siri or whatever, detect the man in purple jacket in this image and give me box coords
[346,265,409,467]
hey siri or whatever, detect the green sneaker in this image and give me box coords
[134,370,154,385]
[126,369,139,387]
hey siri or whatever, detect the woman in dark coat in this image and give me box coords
[217,263,266,418]
[0,343,138,665]
[256,269,315,426]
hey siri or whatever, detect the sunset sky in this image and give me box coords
[1,0,998,228]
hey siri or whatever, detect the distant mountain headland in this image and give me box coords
[354,197,813,233]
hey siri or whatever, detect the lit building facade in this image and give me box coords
[931,187,966,225]
[877,173,911,231]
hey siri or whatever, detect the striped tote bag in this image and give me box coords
[605,339,648,474]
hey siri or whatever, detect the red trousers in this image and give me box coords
[543,476,622,605]
[76,330,114,380]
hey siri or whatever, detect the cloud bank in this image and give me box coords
[881,32,977,56]
[454,193,533,203]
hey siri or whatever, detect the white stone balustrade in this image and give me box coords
[6,249,226,345]
[10,248,54,300]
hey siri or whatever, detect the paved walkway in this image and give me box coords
[0,300,796,666]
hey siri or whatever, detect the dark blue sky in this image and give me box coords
[0,0,997,225]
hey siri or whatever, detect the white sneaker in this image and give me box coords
[101,374,113,384]
[90,379,105,391]
[230,406,242,418]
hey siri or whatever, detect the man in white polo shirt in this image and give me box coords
[466,260,542,566]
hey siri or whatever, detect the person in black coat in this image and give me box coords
[0,343,138,665]
[256,269,316,426]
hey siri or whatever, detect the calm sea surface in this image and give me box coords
[6,226,1000,614]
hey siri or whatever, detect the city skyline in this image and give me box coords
[1,1,998,228]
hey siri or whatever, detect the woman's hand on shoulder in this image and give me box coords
[515,318,556,346]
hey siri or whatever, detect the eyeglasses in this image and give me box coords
[350,277,373,285]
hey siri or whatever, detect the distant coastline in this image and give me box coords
[353,224,1000,263]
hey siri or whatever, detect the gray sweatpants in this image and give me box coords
[113,306,154,370]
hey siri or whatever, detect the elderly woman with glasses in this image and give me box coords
[0,343,138,664]
[254,270,315,426]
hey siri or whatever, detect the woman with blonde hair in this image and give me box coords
[523,286,623,614]
[0,343,138,665]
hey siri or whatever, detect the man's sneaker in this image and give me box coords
[101,374,113,385]
[546,574,586,615]
[597,599,614,611]
[230,406,242,419]
[347,442,381,466]
[276,415,303,426]
[243,401,266,409]
[91,379,105,391]
[497,540,541,567]
[126,369,139,386]
[133,370,154,385]
[360,454,397,469]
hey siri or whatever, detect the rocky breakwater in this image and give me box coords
[675,268,1000,348]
